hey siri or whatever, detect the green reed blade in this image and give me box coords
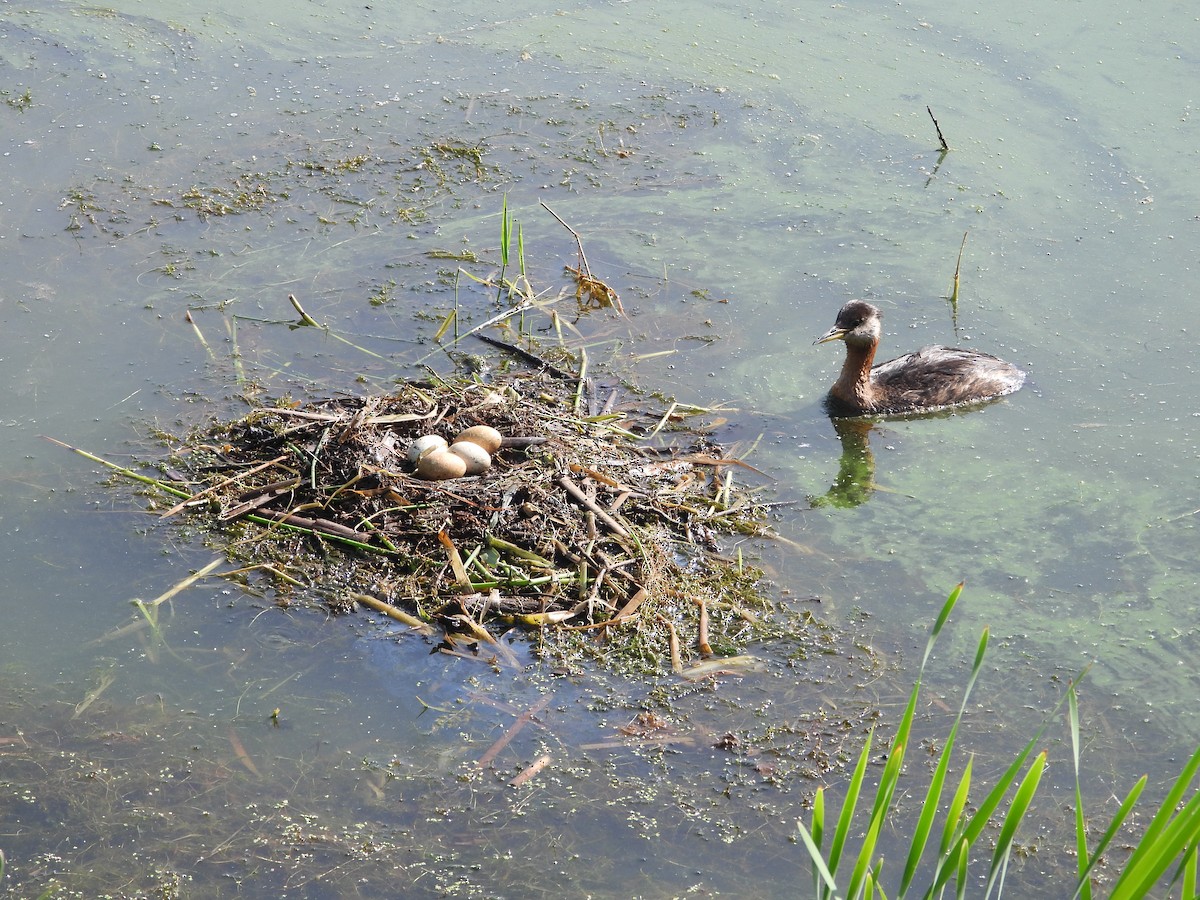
[847,807,887,900]
[1071,777,1147,900]
[1183,845,1197,900]
[827,730,874,883]
[810,788,827,898]
[797,817,839,897]
[1129,740,1200,858]
[1110,783,1200,900]
[954,837,969,900]
[983,751,1046,898]
[900,626,989,895]
[932,735,1039,897]
[1068,684,1092,900]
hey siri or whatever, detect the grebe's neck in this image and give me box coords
[831,338,879,409]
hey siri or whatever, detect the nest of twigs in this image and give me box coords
[159,364,776,672]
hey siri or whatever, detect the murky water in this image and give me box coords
[2,0,1199,896]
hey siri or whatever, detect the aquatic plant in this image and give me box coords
[796,583,1200,899]
[1,87,33,111]
[1071,705,1200,900]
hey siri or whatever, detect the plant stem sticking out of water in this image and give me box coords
[947,230,968,334]
[498,193,512,305]
[927,105,950,152]
[288,292,323,328]
[541,201,625,315]
[285,293,386,359]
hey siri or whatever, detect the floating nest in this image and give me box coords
[152,361,785,673]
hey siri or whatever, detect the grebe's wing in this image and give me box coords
[871,346,1025,410]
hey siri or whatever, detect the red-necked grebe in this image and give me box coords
[815,300,1026,417]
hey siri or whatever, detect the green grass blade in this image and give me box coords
[517,221,526,279]
[963,625,990,700]
[847,809,887,900]
[497,194,511,304]
[1110,787,1200,900]
[922,582,964,671]
[983,751,1046,898]
[811,788,828,898]
[991,853,1011,900]
[866,732,909,835]
[1107,739,1200,899]
[900,627,989,896]
[813,786,826,850]
[961,737,1043,847]
[432,308,456,342]
[1068,676,1149,900]
[899,739,954,895]
[500,194,510,267]
[1072,775,1145,897]
[1068,684,1092,900]
[1160,842,1200,900]
[938,755,974,859]
[797,819,839,896]
[849,732,913,898]
[931,739,1038,897]
[1130,740,1200,855]
[954,836,969,900]
[930,778,975,899]
[829,731,875,879]
[895,584,962,768]
[865,867,890,900]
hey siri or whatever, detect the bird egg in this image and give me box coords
[407,434,448,465]
[449,441,492,475]
[453,425,502,455]
[415,449,467,481]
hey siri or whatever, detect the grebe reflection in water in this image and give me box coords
[814,300,1026,417]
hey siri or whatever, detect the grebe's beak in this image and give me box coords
[814,326,848,346]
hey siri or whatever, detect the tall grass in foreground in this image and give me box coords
[797,583,1200,899]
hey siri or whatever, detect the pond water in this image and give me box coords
[2,0,1199,896]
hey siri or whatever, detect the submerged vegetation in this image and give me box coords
[0,620,873,899]
[2,86,33,112]
[5,581,1198,898]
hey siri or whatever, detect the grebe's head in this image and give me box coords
[814,300,882,348]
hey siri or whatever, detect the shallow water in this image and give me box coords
[2,0,1199,895]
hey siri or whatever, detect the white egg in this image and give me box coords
[406,434,448,465]
[449,441,492,475]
